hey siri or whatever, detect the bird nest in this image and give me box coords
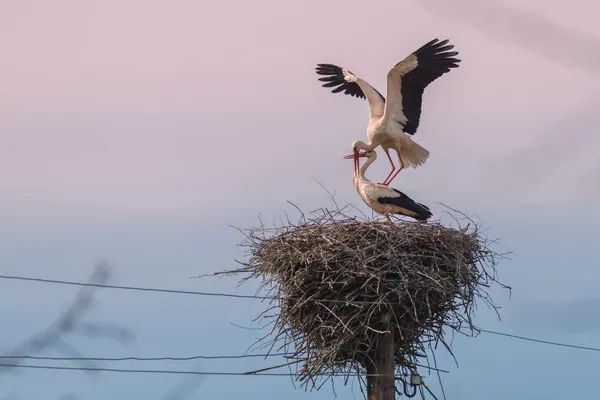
[223,201,509,394]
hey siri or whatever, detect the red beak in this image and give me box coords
[343,151,367,175]
[343,151,367,159]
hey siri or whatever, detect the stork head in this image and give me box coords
[350,140,369,154]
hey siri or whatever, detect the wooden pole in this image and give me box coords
[366,314,395,400]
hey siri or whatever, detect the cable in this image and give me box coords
[3,274,599,354]
[477,328,600,353]
[0,355,450,374]
[0,363,410,378]
[0,353,288,362]
[0,274,379,305]
[0,363,308,376]
[0,274,267,300]
[4,329,600,364]
[0,353,448,373]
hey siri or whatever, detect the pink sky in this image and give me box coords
[2,0,599,221]
[2,2,600,398]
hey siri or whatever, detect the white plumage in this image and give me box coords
[344,149,432,222]
[317,38,461,186]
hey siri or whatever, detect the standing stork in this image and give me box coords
[343,149,432,222]
[316,38,461,186]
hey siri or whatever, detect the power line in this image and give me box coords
[0,354,450,374]
[0,274,267,300]
[3,328,600,364]
[3,274,600,355]
[478,329,600,353]
[0,353,288,362]
[0,363,411,378]
[0,274,392,305]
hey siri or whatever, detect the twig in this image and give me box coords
[222,193,509,397]
[0,262,134,380]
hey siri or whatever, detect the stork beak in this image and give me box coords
[343,152,367,175]
[343,151,367,159]
[343,153,357,174]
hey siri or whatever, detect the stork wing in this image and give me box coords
[382,39,461,135]
[378,188,432,221]
[315,64,386,119]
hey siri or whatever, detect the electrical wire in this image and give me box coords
[0,363,410,378]
[0,274,268,300]
[0,353,287,362]
[3,275,600,355]
[477,328,600,353]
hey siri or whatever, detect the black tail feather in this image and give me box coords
[413,203,433,221]
[379,190,433,221]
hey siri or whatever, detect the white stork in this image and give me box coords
[316,38,461,186]
[343,149,432,222]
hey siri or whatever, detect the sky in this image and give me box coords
[1,0,600,398]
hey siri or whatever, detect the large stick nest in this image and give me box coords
[225,201,509,394]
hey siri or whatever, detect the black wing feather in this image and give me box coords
[400,38,461,135]
[378,189,432,221]
[315,63,385,102]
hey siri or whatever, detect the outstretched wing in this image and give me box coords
[383,38,461,135]
[315,63,386,119]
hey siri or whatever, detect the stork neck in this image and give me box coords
[361,140,379,151]
[354,139,379,153]
[363,135,383,151]
[358,154,376,179]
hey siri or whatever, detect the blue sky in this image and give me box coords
[2,203,600,399]
[2,0,600,398]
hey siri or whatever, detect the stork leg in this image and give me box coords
[383,151,405,186]
[385,214,393,223]
[378,149,396,186]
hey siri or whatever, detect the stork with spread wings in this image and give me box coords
[317,38,461,186]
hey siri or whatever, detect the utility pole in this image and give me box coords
[366,313,395,400]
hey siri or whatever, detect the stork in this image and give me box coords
[316,38,461,186]
[343,149,432,223]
